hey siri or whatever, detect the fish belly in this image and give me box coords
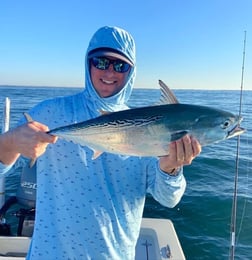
[57,124,171,157]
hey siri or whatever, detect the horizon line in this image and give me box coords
[0,84,251,91]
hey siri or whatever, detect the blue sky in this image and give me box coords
[0,0,251,90]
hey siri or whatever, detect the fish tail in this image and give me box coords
[23,112,33,122]
[23,113,39,167]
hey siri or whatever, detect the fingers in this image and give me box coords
[159,135,201,173]
[11,121,57,160]
[28,121,57,144]
[191,137,201,157]
[31,121,49,132]
[175,135,201,166]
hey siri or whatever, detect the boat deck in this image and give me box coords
[0,218,185,260]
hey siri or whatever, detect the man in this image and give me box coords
[0,26,201,259]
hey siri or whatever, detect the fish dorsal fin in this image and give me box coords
[159,80,180,104]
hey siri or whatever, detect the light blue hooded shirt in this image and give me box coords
[0,26,186,260]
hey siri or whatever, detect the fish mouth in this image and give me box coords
[227,124,245,139]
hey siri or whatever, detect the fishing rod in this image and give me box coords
[229,30,247,260]
[0,98,11,209]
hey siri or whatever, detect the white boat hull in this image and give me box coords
[0,218,185,260]
[136,218,185,260]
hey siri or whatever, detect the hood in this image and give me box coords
[83,26,136,115]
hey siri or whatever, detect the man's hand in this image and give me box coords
[159,135,201,174]
[0,121,57,165]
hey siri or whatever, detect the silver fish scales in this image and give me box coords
[45,81,245,159]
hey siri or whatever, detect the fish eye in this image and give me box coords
[221,119,232,129]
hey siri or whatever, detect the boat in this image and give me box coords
[0,217,185,260]
[136,218,185,259]
[0,165,185,259]
[0,98,185,259]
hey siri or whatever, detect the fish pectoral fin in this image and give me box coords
[170,131,189,142]
[92,150,104,160]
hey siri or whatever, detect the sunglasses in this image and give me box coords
[90,57,131,73]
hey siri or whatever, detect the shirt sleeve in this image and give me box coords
[146,159,186,208]
[0,156,28,177]
[0,162,14,176]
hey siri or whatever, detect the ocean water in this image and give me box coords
[0,86,251,259]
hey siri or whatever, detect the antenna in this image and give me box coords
[229,30,246,260]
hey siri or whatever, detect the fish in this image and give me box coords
[24,80,245,160]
